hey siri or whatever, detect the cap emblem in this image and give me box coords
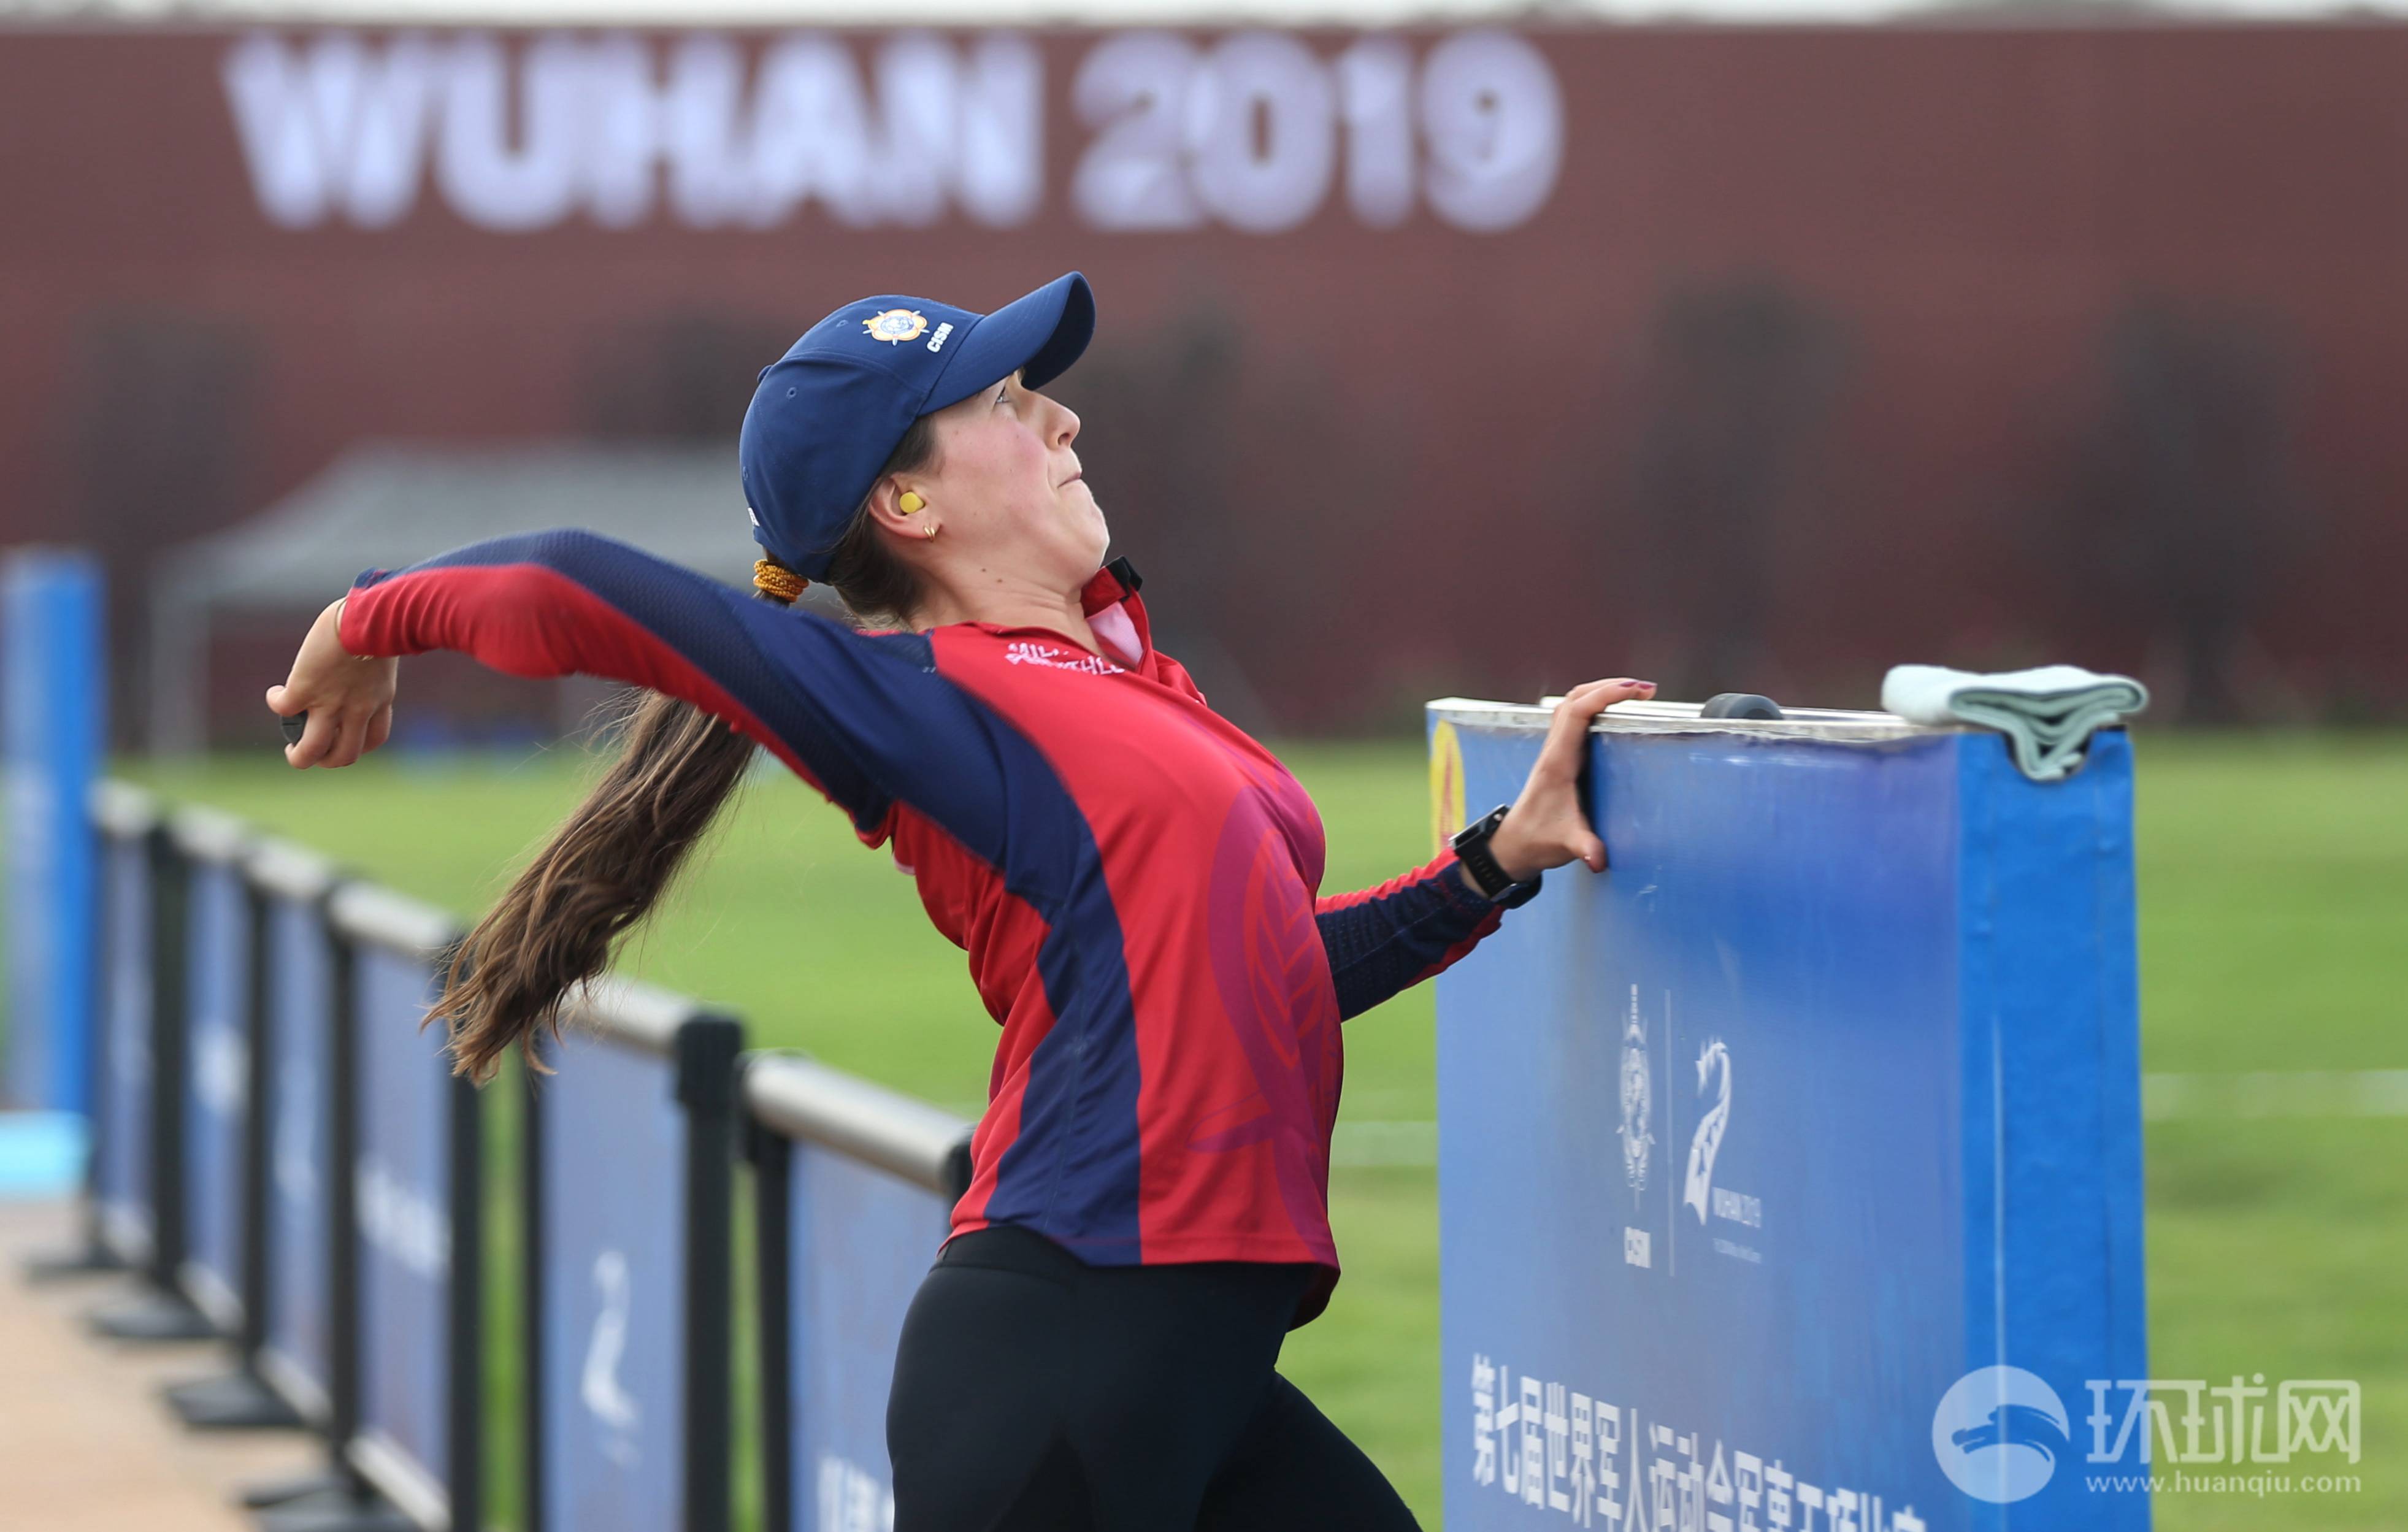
[863,308,930,345]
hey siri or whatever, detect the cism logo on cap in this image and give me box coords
[863,309,929,344]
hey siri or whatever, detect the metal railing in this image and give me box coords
[61,777,979,1532]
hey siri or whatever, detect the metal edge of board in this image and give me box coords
[98,1201,155,1268]
[742,1052,970,1196]
[89,778,164,837]
[255,1344,333,1431]
[326,882,464,960]
[167,802,253,864]
[1427,695,1946,743]
[177,1255,245,1335]
[247,836,345,903]
[348,1428,452,1532]
[561,973,708,1059]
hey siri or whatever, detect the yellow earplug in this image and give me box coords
[899,491,926,515]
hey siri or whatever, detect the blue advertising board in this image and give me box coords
[786,1146,954,1532]
[535,1029,688,1532]
[3,550,102,1116]
[180,841,252,1328]
[1428,700,2147,1532]
[342,886,477,1532]
[257,848,340,1423]
[93,812,156,1262]
[748,1052,970,1532]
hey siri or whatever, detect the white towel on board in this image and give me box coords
[1881,664,2149,783]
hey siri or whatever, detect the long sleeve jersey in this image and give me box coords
[339,530,1512,1320]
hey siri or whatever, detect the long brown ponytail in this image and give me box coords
[431,416,937,1084]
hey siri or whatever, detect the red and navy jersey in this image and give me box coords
[340,530,1510,1316]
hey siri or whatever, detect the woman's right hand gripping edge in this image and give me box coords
[266,597,400,768]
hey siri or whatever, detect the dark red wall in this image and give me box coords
[4,23,2402,737]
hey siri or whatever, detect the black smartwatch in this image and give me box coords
[1449,803,1543,908]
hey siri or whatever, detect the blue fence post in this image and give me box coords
[249,892,419,1532]
[744,1054,973,1532]
[235,836,370,1515]
[2,548,104,1125]
[88,810,218,1342]
[247,840,350,1431]
[167,808,256,1330]
[26,779,154,1281]
[162,805,310,1430]
[251,882,421,1532]
[522,977,743,1532]
[1427,695,2149,1532]
[301,882,480,1532]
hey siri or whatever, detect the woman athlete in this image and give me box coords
[267,272,1654,1531]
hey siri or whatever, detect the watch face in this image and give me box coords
[1454,805,1502,851]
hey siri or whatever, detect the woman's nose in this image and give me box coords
[1053,399,1079,447]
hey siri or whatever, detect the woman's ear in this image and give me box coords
[864,477,920,542]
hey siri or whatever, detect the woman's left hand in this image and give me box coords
[1484,678,1657,885]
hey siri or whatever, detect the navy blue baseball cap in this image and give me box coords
[738,272,1096,580]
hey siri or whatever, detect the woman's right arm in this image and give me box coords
[272,528,1005,840]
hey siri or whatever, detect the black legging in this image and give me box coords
[886,1225,1423,1532]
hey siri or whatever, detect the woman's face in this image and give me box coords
[910,372,1105,589]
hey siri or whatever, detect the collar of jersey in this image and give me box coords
[953,559,1151,668]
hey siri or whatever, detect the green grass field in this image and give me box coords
[125,729,2407,1530]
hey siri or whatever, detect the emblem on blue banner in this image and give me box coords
[1619,986,1654,1199]
[1682,1040,1730,1224]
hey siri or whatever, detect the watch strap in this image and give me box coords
[1450,804,1543,908]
